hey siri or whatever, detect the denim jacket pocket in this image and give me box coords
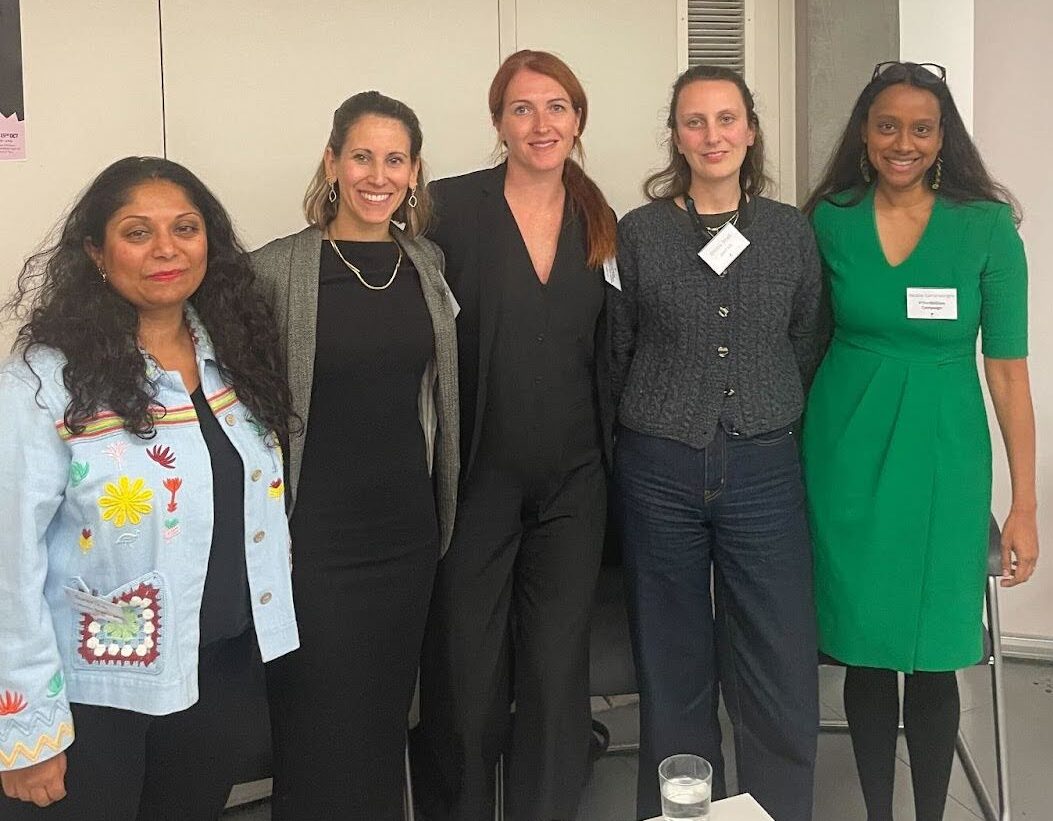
[71,571,167,676]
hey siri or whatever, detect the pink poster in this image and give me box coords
[0,0,25,160]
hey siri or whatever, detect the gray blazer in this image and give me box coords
[250,225,460,555]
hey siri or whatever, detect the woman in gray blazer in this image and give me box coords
[250,91,458,821]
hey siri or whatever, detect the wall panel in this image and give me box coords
[0,2,163,348]
[160,0,500,250]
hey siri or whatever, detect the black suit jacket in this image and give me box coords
[427,163,615,482]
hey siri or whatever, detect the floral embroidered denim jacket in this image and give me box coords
[0,310,299,771]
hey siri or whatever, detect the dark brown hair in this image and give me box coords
[645,65,770,202]
[489,50,616,268]
[802,63,1020,221]
[5,156,296,442]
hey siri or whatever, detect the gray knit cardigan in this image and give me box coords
[610,196,828,448]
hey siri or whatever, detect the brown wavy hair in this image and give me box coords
[645,65,770,202]
[489,50,616,268]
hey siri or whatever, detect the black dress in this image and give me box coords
[267,241,439,821]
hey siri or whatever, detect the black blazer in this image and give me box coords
[427,163,615,481]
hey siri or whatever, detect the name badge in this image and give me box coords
[64,582,128,623]
[906,287,957,320]
[698,223,750,276]
[602,257,622,291]
[442,281,461,318]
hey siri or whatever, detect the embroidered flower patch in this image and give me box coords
[77,582,161,668]
[0,691,27,716]
[98,477,153,527]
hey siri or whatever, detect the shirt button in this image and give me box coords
[259,592,272,605]
[253,530,266,543]
[718,306,729,318]
[536,334,544,343]
[724,388,736,396]
[250,469,262,482]
[717,346,729,358]
[225,413,237,426]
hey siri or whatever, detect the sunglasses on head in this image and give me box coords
[871,61,947,85]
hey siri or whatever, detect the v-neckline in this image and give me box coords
[503,195,566,288]
[868,186,939,270]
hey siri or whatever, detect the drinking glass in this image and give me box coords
[659,754,712,821]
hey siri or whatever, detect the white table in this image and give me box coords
[646,792,776,820]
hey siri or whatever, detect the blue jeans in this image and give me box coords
[615,424,818,821]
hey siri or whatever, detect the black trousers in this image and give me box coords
[0,629,262,821]
[414,456,606,821]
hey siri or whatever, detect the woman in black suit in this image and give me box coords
[413,50,617,821]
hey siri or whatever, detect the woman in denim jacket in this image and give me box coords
[0,157,299,819]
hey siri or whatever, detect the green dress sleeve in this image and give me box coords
[980,203,1028,359]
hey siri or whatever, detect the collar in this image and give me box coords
[139,303,216,384]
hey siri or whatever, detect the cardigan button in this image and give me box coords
[225,413,237,426]
[253,530,266,543]
[259,592,273,605]
[718,306,729,318]
[250,469,263,482]
[717,346,729,358]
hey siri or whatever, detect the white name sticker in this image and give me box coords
[63,586,127,623]
[443,281,461,318]
[698,223,750,276]
[602,257,622,291]
[906,287,958,320]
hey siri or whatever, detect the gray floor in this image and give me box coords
[223,658,1053,820]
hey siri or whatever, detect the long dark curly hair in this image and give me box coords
[4,156,296,442]
[803,62,1020,222]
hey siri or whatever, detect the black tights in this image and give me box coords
[843,666,960,821]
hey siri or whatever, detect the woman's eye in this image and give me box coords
[387,156,404,166]
[551,103,566,113]
[513,105,530,115]
[126,229,149,240]
[175,223,199,235]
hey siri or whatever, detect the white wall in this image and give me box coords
[0,1,164,350]
[901,0,1051,641]
[974,0,1053,642]
[899,0,973,129]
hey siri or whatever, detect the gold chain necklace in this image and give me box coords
[328,239,402,291]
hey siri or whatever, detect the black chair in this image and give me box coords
[819,515,1012,821]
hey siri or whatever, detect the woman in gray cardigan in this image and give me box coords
[610,66,825,821]
[250,91,458,821]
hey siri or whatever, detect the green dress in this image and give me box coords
[802,187,1028,673]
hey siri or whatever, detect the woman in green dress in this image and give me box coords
[802,62,1039,821]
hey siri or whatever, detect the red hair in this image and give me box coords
[489,50,616,268]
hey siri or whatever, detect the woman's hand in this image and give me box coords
[0,752,67,806]
[1001,507,1039,587]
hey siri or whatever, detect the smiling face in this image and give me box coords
[86,179,207,320]
[673,79,756,191]
[495,68,581,176]
[864,82,944,193]
[324,113,420,240]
